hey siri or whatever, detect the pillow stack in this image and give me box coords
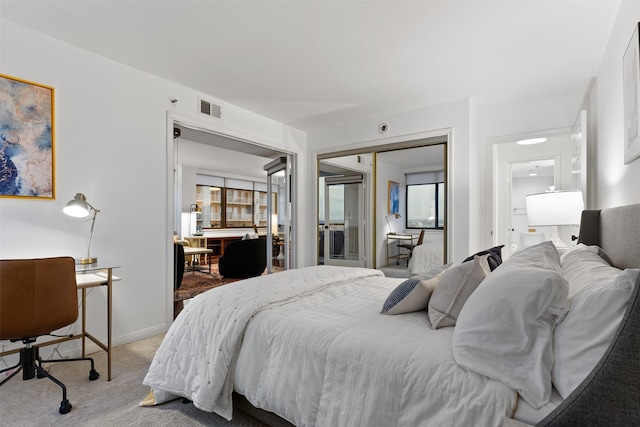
[381,240,635,409]
[452,241,569,409]
[381,245,504,323]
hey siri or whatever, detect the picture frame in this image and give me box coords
[0,74,55,199]
[623,22,640,165]
[388,180,399,214]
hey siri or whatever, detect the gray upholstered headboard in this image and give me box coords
[577,203,640,269]
[535,203,640,427]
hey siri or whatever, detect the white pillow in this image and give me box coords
[428,254,490,329]
[498,240,561,274]
[452,267,569,409]
[552,268,636,399]
[561,245,618,298]
[560,243,613,265]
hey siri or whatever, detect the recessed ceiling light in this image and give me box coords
[517,137,547,145]
[529,172,538,176]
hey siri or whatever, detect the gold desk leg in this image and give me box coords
[107,268,112,381]
[82,288,87,357]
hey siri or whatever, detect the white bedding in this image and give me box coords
[408,243,445,275]
[144,265,516,426]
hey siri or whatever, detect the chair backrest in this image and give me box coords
[174,243,185,290]
[0,257,78,341]
[219,237,267,278]
[416,229,425,246]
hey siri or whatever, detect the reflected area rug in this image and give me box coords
[173,263,284,317]
[174,264,240,302]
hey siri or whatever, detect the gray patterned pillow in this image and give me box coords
[381,264,450,315]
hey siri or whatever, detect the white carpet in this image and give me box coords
[0,334,269,426]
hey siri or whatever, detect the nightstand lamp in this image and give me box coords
[525,190,584,251]
[64,193,101,265]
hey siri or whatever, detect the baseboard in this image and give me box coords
[33,323,170,361]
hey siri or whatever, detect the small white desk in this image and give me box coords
[386,233,414,265]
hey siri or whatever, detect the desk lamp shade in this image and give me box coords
[385,213,401,234]
[64,193,100,264]
[525,190,584,249]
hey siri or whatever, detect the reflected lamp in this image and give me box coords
[64,193,100,265]
[385,213,401,235]
[525,190,584,249]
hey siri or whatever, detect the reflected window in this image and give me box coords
[406,183,444,229]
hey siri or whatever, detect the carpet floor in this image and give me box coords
[0,334,269,427]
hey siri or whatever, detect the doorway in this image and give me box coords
[265,155,294,272]
[506,159,556,257]
[166,118,297,320]
[493,132,575,258]
[322,174,366,267]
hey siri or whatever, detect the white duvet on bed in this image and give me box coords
[144,265,516,426]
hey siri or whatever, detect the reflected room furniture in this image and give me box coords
[183,246,213,274]
[386,233,414,265]
[0,257,100,414]
[396,229,425,260]
[174,243,185,290]
[218,236,267,279]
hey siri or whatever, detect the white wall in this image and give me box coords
[591,1,640,207]
[0,20,306,358]
[376,159,405,267]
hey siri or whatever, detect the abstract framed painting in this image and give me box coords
[0,74,55,198]
[388,180,399,214]
[623,22,640,165]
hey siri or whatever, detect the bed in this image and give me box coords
[143,203,640,427]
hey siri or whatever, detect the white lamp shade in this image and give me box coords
[63,193,91,217]
[526,191,584,226]
[271,213,278,236]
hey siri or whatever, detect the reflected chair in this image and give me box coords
[0,257,99,414]
[397,229,425,261]
[173,243,186,319]
[219,237,267,279]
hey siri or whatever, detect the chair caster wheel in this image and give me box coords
[59,399,72,414]
[89,369,100,381]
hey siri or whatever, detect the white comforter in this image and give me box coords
[144,265,516,426]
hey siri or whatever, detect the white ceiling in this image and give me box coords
[1,1,620,132]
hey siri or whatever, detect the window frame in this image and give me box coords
[197,184,276,230]
[405,182,445,230]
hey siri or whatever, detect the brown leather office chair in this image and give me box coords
[0,257,99,414]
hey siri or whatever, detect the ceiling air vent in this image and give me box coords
[199,98,221,119]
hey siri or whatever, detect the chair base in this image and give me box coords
[0,342,99,414]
